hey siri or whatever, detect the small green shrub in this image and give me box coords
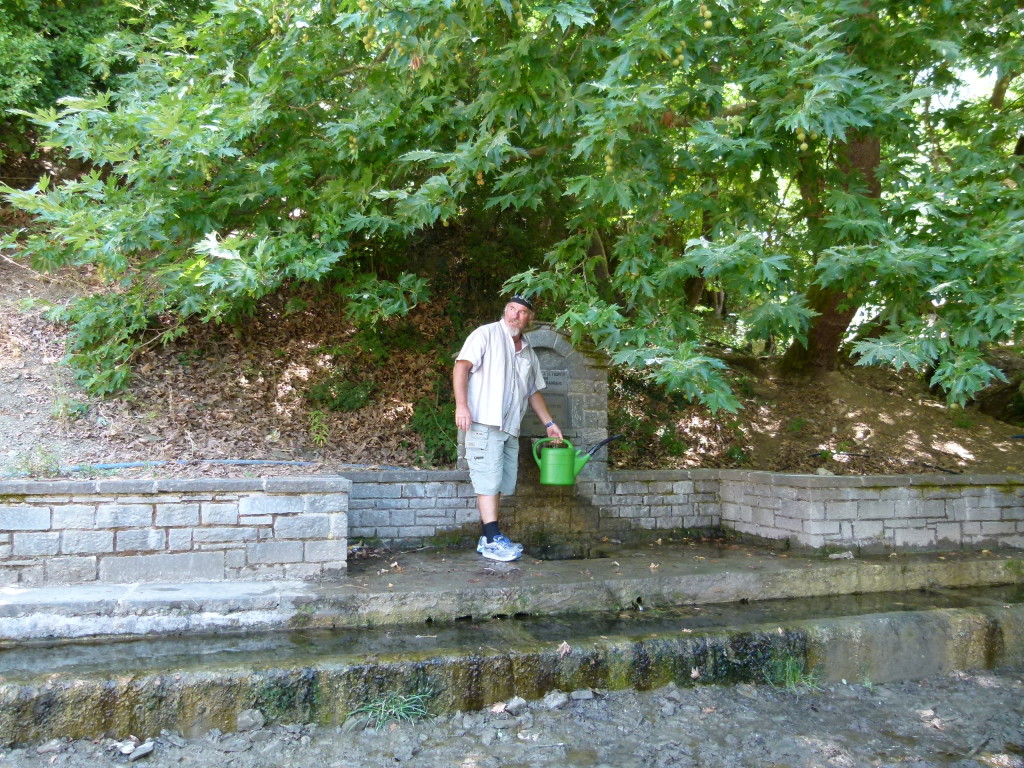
[306,373,376,412]
[12,446,61,477]
[411,398,457,467]
[308,409,329,447]
[51,395,89,422]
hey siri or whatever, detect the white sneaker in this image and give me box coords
[476,534,524,555]
[477,535,522,562]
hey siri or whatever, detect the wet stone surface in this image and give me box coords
[2,668,1021,767]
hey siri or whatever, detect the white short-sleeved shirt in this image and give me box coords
[456,320,546,437]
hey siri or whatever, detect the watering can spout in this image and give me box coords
[574,452,591,477]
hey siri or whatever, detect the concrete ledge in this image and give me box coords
[2,546,1021,642]
[1,598,1021,746]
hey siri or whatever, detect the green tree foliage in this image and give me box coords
[0,0,125,166]
[2,0,1022,407]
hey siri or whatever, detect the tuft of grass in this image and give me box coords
[12,446,62,478]
[762,655,821,693]
[349,690,435,730]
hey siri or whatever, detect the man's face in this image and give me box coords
[503,302,534,334]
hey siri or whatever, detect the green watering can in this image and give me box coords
[532,435,623,486]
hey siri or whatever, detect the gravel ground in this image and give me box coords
[4,668,1022,768]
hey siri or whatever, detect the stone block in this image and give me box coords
[52,505,96,529]
[99,552,224,583]
[823,500,859,521]
[265,477,351,493]
[981,521,1017,535]
[201,503,239,525]
[225,549,245,569]
[389,509,416,527]
[13,532,60,556]
[893,527,935,547]
[154,478,263,493]
[283,563,323,580]
[247,541,304,564]
[237,563,285,579]
[397,526,436,538]
[193,527,257,543]
[803,520,841,536]
[0,506,50,531]
[116,528,166,552]
[353,509,391,527]
[933,523,962,543]
[856,499,896,519]
[774,516,803,533]
[373,499,410,510]
[350,484,402,500]
[45,556,97,584]
[238,495,305,516]
[168,528,193,551]
[304,493,349,514]
[852,520,884,539]
[155,503,201,527]
[17,564,46,586]
[962,505,1003,521]
[96,504,152,528]
[304,539,347,562]
[275,514,331,539]
[406,498,438,511]
[61,530,115,555]
[328,513,348,538]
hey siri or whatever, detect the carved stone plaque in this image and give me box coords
[521,368,571,436]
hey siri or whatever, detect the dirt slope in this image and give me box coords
[1,260,1021,479]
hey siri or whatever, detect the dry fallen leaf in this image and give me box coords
[557,641,572,658]
[490,702,507,714]
[649,562,660,571]
[691,667,701,679]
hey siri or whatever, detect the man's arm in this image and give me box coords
[453,359,473,432]
[528,391,564,442]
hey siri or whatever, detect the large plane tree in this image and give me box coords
[3,0,1022,409]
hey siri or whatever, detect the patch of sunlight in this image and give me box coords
[852,424,873,441]
[381,402,413,423]
[974,673,1003,689]
[284,363,313,382]
[932,440,974,460]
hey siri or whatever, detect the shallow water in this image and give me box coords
[1,584,1020,682]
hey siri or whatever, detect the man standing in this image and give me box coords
[453,295,563,561]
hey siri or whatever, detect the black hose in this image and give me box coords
[587,434,624,456]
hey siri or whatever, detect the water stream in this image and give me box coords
[2,584,1020,683]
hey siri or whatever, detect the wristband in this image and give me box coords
[545,421,556,428]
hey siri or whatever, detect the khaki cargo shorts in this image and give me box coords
[464,423,519,496]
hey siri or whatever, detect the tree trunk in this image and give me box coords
[779,284,859,373]
[781,131,880,373]
[683,208,714,309]
[587,230,616,305]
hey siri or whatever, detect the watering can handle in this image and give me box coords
[532,437,574,465]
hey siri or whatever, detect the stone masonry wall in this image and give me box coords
[344,468,1022,552]
[3,469,1022,587]
[719,471,1024,550]
[0,477,349,586]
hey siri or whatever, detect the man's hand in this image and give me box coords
[546,422,563,443]
[455,404,473,432]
